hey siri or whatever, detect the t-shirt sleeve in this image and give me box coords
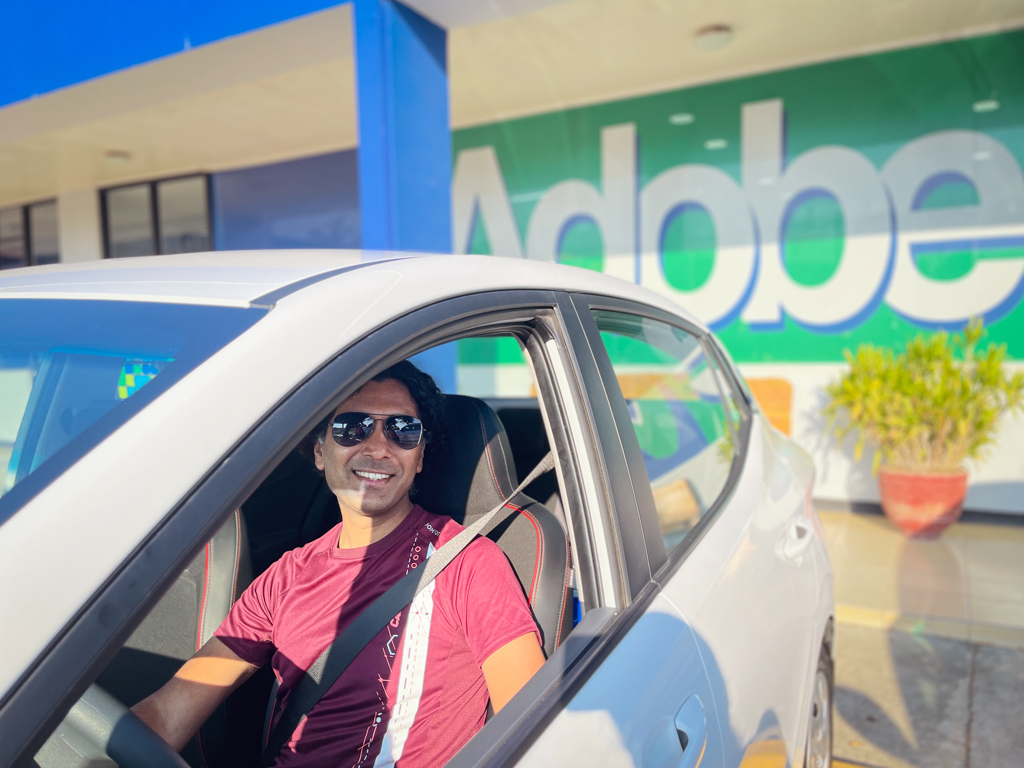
[213,550,291,667]
[449,537,543,666]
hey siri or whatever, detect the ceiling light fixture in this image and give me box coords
[104,150,132,166]
[669,112,695,126]
[695,25,733,51]
[972,99,1000,113]
[704,138,728,151]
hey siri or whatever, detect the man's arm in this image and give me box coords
[132,636,258,751]
[481,632,545,712]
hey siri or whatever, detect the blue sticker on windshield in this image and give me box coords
[117,360,168,400]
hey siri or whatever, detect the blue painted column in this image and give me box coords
[353,0,452,253]
[353,0,456,391]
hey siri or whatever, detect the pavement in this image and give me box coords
[818,509,1024,768]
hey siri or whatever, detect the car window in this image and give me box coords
[705,346,744,437]
[0,299,265,511]
[591,310,738,551]
[410,337,534,399]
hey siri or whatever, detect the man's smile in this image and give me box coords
[352,469,395,486]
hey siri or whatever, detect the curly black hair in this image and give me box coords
[302,360,448,467]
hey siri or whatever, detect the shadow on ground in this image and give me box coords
[833,624,1024,768]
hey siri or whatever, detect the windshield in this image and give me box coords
[0,299,266,521]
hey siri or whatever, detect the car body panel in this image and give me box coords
[514,593,723,768]
[0,251,365,306]
[0,251,706,325]
[663,416,830,768]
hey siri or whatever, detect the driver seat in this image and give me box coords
[415,395,573,656]
[96,510,253,768]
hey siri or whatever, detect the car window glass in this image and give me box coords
[591,310,737,551]
[705,346,744,436]
[0,299,265,511]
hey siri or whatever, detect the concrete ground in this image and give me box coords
[819,509,1024,768]
[833,624,1024,768]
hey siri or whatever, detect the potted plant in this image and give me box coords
[824,320,1024,536]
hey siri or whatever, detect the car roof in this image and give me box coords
[0,250,706,330]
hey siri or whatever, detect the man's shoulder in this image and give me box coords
[275,522,341,569]
[415,507,509,570]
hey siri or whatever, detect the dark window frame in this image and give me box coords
[0,199,59,269]
[100,173,213,259]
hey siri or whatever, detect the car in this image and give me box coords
[0,251,834,768]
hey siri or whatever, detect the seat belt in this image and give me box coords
[261,451,555,766]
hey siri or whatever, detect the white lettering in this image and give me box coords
[740,100,894,330]
[525,123,636,281]
[639,164,757,328]
[452,104,1024,333]
[882,130,1024,325]
[451,146,523,258]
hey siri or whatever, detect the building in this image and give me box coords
[2,0,1023,512]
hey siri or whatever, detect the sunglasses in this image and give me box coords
[331,411,425,450]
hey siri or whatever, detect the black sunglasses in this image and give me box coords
[331,411,425,450]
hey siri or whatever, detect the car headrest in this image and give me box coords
[415,395,519,525]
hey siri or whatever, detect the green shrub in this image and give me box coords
[824,320,1024,473]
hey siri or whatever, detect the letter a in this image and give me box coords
[452,146,524,258]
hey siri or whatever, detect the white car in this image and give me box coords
[0,252,833,768]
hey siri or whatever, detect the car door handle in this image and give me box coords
[781,518,813,561]
[674,694,707,768]
[642,695,708,768]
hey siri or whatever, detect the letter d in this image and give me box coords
[525,124,637,281]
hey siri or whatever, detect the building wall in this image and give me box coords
[211,150,360,250]
[451,29,1024,513]
[13,22,1022,512]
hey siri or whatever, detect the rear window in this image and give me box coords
[0,299,265,521]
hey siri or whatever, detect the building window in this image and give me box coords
[28,202,60,265]
[103,175,211,258]
[0,200,60,270]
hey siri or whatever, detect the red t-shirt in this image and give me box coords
[215,505,540,768]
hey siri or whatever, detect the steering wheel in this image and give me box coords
[35,683,189,768]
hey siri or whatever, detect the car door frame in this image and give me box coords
[1,286,654,767]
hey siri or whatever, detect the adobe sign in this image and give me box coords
[453,98,1024,333]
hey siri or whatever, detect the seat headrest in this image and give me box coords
[415,395,519,525]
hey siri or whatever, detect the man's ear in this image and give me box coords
[313,437,326,471]
[415,446,424,475]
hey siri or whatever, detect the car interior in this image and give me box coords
[34,331,583,768]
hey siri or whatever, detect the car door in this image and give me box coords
[492,294,724,768]
[573,296,823,768]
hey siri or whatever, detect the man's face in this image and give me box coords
[314,378,425,518]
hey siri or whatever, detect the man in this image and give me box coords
[133,361,546,767]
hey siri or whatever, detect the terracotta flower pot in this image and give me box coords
[877,467,968,537]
